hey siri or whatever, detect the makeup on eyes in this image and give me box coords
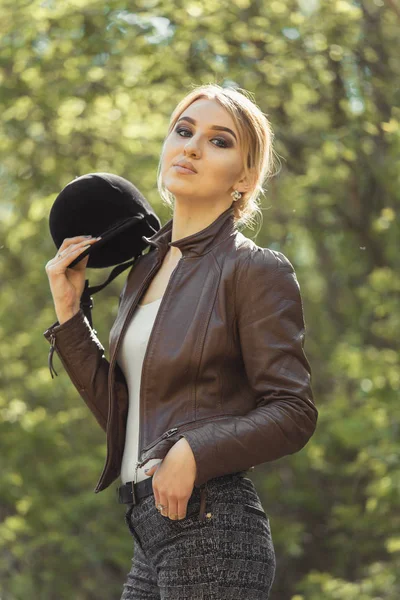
[176,116,238,141]
[174,126,233,148]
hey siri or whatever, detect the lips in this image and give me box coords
[174,165,197,175]
[173,160,197,173]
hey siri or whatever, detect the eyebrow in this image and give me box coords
[176,116,237,142]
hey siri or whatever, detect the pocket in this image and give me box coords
[185,503,201,518]
[242,502,269,520]
[175,503,201,523]
[169,498,204,526]
[124,505,142,545]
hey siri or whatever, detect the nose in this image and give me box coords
[183,136,201,157]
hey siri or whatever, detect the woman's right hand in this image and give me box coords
[45,235,101,324]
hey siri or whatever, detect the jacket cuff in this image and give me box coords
[43,308,90,343]
[43,307,108,431]
[180,428,245,489]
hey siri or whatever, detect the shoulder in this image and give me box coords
[234,232,296,283]
[233,235,304,322]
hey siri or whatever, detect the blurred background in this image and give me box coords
[0,0,399,598]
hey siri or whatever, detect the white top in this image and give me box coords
[117,297,163,484]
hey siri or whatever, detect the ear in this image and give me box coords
[232,167,257,195]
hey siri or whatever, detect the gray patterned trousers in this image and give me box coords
[120,472,276,599]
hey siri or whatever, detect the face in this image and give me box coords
[160,98,249,207]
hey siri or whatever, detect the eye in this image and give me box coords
[175,127,230,148]
[175,127,191,138]
[212,137,230,148]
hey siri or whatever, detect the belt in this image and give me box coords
[118,475,209,522]
[116,476,154,505]
[117,469,252,506]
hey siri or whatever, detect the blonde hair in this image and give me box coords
[156,83,279,231]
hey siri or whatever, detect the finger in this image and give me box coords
[69,251,91,271]
[55,238,98,261]
[144,465,157,476]
[153,487,160,512]
[177,499,188,520]
[168,500,180,520]
[57,235,97,253]
[55,242,90,260]
[158,491,169,518]
[54,243,91,265]
[150,469,160,512]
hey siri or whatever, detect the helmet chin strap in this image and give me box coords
[79,258,139,330]
[78,218,159,331]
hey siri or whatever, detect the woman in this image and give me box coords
[44,84,318,599]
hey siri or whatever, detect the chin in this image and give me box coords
[163,179,192,195]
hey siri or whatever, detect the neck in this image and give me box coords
[168,200,233,261]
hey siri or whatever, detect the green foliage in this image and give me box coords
[1,0,399,598]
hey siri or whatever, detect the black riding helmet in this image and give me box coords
[49,172,161,328]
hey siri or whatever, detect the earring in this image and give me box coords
[231,189,242,202]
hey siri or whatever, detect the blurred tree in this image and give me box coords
[0,0,399,598]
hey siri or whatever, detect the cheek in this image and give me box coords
[160,139,180,168]
[163,135,180,153]
[208,156,242,185]
[160,144,174,171]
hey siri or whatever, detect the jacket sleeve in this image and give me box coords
[43,308,127,433]
[180,248,318,488]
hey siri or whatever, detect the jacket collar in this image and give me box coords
[141,204,237,258]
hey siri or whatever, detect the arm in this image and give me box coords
[43,308,127,433]
[181,248,318,488]
[42,234,131,434]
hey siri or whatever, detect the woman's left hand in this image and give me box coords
[144,437,197,520]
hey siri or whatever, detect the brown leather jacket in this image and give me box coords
[43,205,318,494]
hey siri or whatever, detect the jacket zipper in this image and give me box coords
[132,427,179,482]
[136,427,179,463]
[95,250,182,492]
[94,255,161,491]
[48,333,83,392]
[48,334,58,379]
[136,256,184,467]
[136,413,238,469]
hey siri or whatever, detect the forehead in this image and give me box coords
[179,98,237,131]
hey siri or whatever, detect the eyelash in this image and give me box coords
[175,127,231,148]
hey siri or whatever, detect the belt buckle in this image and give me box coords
[131,480,136,505]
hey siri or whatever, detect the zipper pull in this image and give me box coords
[48,334,58,379]
[137,428,179,467]
[164,428,178,438]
